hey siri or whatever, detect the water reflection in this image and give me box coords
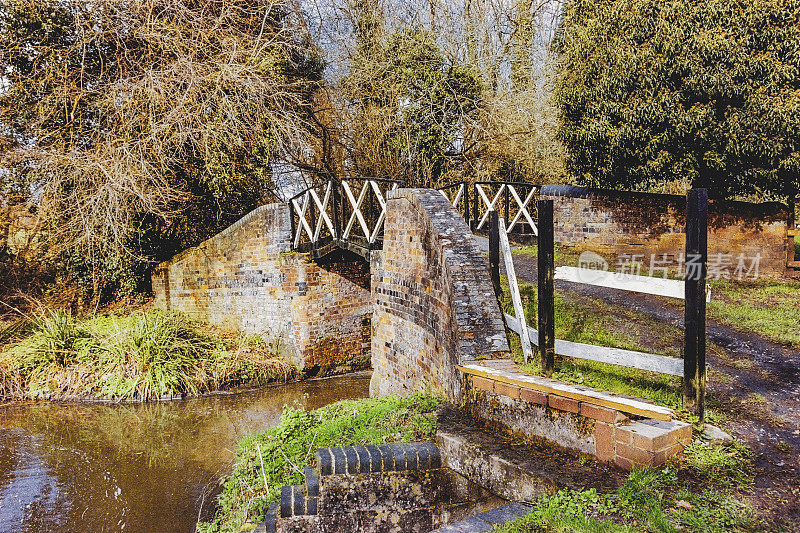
[0,373,371,533]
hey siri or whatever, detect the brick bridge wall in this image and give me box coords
[151,203,372,374]
[541,185,792,278]
[370,189,510,402]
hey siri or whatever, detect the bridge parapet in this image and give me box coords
[151,203,373,374]
[289,178,404,260]
[370,189,510,402]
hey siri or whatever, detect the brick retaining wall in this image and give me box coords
[151,203,372,373]
[462,361,692,470]
[540,185,792,278]
[370,189,509,401]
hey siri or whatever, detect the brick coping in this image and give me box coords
[458,360,674,421]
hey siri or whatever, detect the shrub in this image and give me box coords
[0,311,295,400]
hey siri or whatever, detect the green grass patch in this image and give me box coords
[496,446,759,533]
[510,244,586,266]
[198,394,441,533]
[682,440,753,490]
[0,310,296,400]
[501,279,683,411]
[708,279,800,347]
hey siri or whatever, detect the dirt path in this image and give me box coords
[507,253,800,529]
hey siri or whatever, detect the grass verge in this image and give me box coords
[496,440,758,532]
[708,279,800,347]
[501,278,685,412]
[0,310,296,401]
[198,394,441,533]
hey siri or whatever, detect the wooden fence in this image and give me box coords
[494,190,710,420]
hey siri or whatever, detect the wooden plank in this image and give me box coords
[505,314,684,377]
[499,218,533,363]
[457,363,674,421]
[555,266,712,302]
[788,228,799,237]
[505,313,539,344]
[555,266,685,299]
[789,260,800,268]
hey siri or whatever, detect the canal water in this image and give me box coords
[0,373,371,533]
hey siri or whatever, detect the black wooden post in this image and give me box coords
[489,210,503,302]
[684,189,708,420]
[504,186,511,230]
[538,199,556,377]
[309,189,317,243]
[472,183,479,230]
[289,198,296,247]
[464,182,471,225]
[331,179,341,243]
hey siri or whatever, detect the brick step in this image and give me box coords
[316,442,442,476]
[257,441,499,533]
[460,362,693,469]
[316,443,448,514]
[254,502,279,533]
[436,405,626,503]
[430,502,532,533]
[281,485,318,518]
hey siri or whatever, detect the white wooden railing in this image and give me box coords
[289,178,403,257]
[439,181,539,235]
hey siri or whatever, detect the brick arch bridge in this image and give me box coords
[152,187,511,401]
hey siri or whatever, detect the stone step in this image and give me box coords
[304,465,319,497]
[435,405,625,503]
[254,502,279,533]
[430,502,533,532]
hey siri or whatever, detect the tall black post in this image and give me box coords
[684,189,708,420]
[472,184,479,231]
[538,199,556,377]
[504,186,511,229]
[489,210,503,302]
[289,199,297,246]
[465,182,472,226]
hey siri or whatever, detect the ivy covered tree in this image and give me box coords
[554,0,800,200]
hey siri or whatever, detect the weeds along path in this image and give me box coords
[508,253,800,528]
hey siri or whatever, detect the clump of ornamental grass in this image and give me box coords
[0,310,296,401]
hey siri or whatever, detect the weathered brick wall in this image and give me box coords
[371,189,509,402]
[541,185,792,278]
[151,203,372,373]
